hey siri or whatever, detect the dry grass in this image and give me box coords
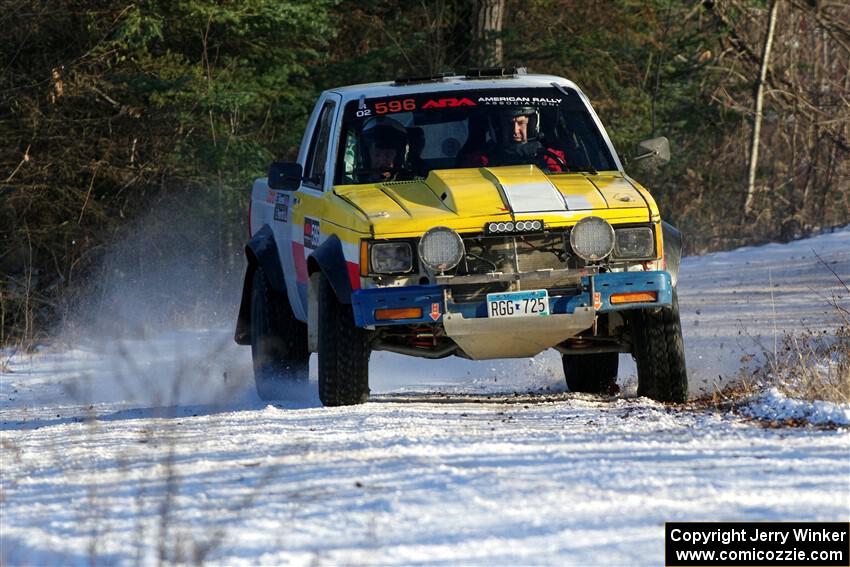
[761,253,847,404]
[690,324,849,430]
[764,258,850,404]
[759,324,850,404]
[695,262,850,408]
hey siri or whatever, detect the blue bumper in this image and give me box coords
[351,270,673,327]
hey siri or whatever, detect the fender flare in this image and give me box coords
[245,224,286,292]
[307,234,354,305]
[661,221,683,287]
[234,225,287,345]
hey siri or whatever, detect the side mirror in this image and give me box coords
[631,136,671,169]
[268,161,302,191]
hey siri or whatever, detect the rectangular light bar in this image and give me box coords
[610,291,658,304]
[485,220,544,235]
[465,67,526,78]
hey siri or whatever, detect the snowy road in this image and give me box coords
[2,229,849,565]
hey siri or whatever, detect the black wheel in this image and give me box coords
[250,268,309,400]
[629,291,688,403]
[562,352,619,394]
[317,273,370,406]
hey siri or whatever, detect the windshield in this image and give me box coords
[335,87,617,185]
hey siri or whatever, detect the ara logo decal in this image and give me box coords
[303,218,320,249]
[422,97,476,109]
[429,302,441,321]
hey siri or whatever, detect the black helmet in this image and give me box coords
[361,116,408,156]
[502,106,537,119]
[357,116,409,181]
[495,106,540,143]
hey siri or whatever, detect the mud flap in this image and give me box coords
[234,225,287,345]
[308,272,320,352]
[662,221,682,287]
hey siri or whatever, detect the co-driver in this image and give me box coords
[359,116,409,182]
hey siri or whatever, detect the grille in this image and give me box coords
[450,282,512,303]
[448,231,582,303]
[457,232,568,275]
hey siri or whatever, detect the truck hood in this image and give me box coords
[334,165,651,237]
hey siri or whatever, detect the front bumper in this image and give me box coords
[351,270,673,327]
[352,270,672,359]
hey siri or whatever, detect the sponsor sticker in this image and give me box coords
[421,97,476,109]
[476,96,562,106]
[303,217,320,249]
[273,194,289,221]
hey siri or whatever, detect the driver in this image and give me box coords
[360,116,408,182]
[459,107,566,172]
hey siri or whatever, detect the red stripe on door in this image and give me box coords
[293,241,361,290]
[347,262,361,290]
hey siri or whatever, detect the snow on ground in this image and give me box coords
[742,387,850,426]
[1,228,849,566]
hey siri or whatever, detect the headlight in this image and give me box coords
[614,227,654,258]
[418,226,464,272]
[569,216,615,261]
[370,242,413,274]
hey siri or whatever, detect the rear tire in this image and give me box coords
[250,268,309,400]
[629,291,688,403]
[317,274,370,406]
[562,352,619,394]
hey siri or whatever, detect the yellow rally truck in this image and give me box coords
[234,68,687,406]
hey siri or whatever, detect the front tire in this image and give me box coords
[629,291,688,403]
[562,352,619,394]
[250,268,309,400]
[317,274,370,406]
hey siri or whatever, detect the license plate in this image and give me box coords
[486,289,550,318]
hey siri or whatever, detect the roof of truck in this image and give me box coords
[327,73,582,102]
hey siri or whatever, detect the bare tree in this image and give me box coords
[474,0,506,67]
[744,0,781,215]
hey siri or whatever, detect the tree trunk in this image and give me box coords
[474,0,505,67]
[744,0,781,215]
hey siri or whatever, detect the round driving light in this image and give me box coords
[496,222,506,232]
[419,227,465,271]
[516,221,526,231]
[531,220,542,230]
[488,222,498,233]
[569,216,615,261]
[505,222,514,231]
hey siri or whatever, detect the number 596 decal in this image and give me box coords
[374,98,416,114]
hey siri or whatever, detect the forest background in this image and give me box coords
[1,0,848,344]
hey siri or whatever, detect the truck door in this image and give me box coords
[287,94,341,320]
